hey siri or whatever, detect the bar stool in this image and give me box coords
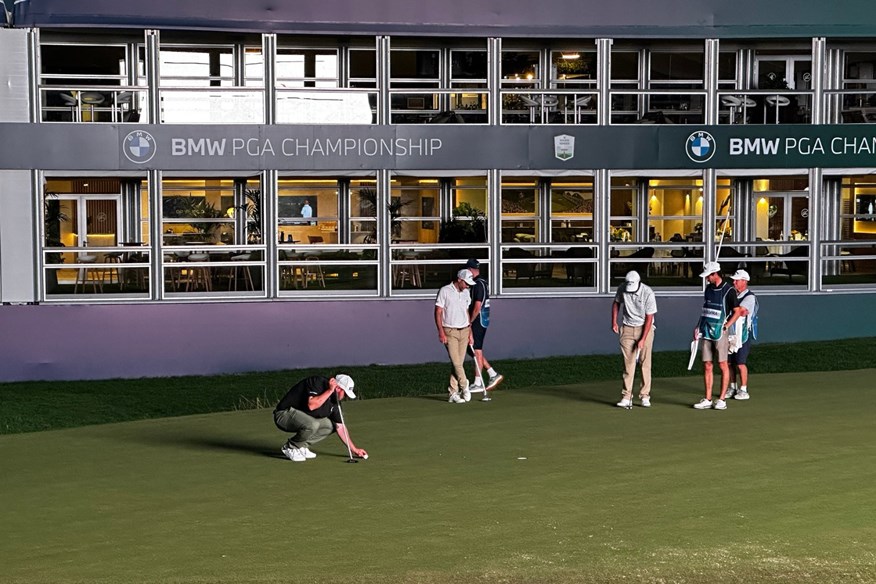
[303,255,326,288]
[765,95,791,124]
[102,252,124,289]
[60,92,80,122]
[184,253,212,292]
[74,254,103,293]
[229,253,254,291]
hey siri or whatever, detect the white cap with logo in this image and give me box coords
[624,270,641,292]
[731,269,750,281]
[699,261,722,278]
[457,269,476,285]
[334,374,356,399]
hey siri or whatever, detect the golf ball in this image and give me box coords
[362,454,369,460]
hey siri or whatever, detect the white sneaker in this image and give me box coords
[448,392,465,404]
[714,399,728,410]
[281,444,307,462]
[486,374,505,391]
[616,398,632,408]
[470,380,485,393]
[462,386,472,402]
[734,390,750,400]
[725,387,737,399]
[641,397,651,408]
[301,446,317,459]
[693,398,713,410]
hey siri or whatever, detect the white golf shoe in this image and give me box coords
[616,398,632,408]
[448,392,465,404]
[281,444,307,462]
[462,386,472,402]
[693,398,713,409]
[725,387,737,399]
[301,447,317,459]
[734,390,750,400]
[713,399,728,410]
[641,397,651,408]
[486,374,505,391]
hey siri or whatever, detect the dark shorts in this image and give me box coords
[470,322,488,350]
[729,340,752,365]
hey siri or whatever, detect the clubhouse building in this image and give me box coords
[1,0,875,381]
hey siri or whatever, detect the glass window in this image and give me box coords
[40,43,133,123]
[647,178,705,244]
[277,179,339,245]
[501,178,539,243]
[831,176,876,286]
[501,50,541,88]
[275,48,339,88]
[550,179,593,242]
[609,177,638,241]
[610,50,640,123]
[159,45,235,86]
[348,49,377,88]
[43,177,150,299]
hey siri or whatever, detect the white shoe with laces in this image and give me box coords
[301,447,317,459]
[448,392,465,404]
[462,386,472,402]
[281,444,307,462]
[734,390,750,400]
[616,398,632,408]
[693,398,713,410]
[486,374,505,391]
[641,397,651,408]
[714,399,728,410]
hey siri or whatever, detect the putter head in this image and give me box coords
[345,458,359,464]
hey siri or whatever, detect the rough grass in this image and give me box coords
[2,337,875,435]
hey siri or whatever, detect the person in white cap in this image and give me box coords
[726,269,759,400]
[434,269,476,403]
[692,261,743,410]
[611,270,657,408]
[273,374,367,462]
[463,258,504,400]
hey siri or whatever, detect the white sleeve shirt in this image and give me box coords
[435,283,471,328]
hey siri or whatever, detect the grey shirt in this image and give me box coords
[614,283,658,327]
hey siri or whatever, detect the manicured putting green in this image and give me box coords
[2,370,875,584]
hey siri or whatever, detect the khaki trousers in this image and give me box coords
[619,324,654,399]
[444,326,470,393]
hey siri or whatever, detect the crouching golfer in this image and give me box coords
[273,374,368,462]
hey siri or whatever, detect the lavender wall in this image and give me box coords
[1,293,873,382]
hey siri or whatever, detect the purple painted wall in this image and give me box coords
[2,293,873,382]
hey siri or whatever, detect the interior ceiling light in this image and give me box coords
[561,52,581,60]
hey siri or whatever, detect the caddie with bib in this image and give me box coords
[727,269,759,401]
[692,262,743,411]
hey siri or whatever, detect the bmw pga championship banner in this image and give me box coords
[3,123,876,170]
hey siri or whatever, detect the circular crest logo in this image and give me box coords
[123,130,156,164]
[685,131,715,163]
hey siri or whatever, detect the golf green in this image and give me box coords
[2,370,875,584]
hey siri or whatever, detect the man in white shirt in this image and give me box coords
[611,270,657,408]
[434,269,476,403]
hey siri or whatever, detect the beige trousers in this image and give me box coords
[444,326,470,393]
[619,324,654,399]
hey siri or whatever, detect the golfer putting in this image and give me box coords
[272,374,368,462]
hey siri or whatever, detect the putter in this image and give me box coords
[470,343,491,401]
[335,398,359,464]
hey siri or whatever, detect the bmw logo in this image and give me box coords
[123,130,156,164]
[685,131,716,163]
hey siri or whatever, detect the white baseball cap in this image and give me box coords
[731,269,750,281]
[624,270,641,292]
[334,374,356,399]
[699,261,722,278]
[457,269,476,286]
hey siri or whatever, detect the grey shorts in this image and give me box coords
[701,333,730,363]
